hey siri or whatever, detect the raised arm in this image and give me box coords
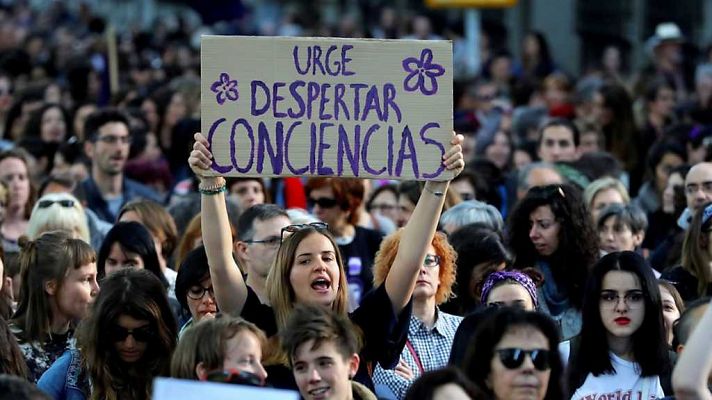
[672,303,712,400]
[384,133,464,314]
[188,133,248,315]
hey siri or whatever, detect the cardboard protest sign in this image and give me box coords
[201,35,453,181]
[153,377,299,400]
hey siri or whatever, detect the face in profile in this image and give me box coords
[528,205,560,257]
[488,325,551,400]
[54,262,100,321]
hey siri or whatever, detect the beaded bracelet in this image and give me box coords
[423,185,445,197]
[199,185,227,195]
[199,178,227,195]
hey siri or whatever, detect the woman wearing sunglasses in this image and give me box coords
[38,268,177,400]
[566,251,670,400]
[188,131,465,389]
[371,230,461,399]
[171,315,267,385]
[10,231,98,382]
[464,307,563,400]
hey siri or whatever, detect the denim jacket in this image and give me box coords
[38,349,90,400]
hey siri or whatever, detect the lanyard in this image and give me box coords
[405,339,425,375]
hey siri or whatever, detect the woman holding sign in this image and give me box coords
[188,131,464,389]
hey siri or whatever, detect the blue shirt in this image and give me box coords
[372,308,462,400]
[80,176,163,223]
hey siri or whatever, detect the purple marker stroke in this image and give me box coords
[402,48,445,96]
[211,72,239,105]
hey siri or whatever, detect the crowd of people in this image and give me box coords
[1,1,712,400]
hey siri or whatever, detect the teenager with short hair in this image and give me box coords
[281,305,376,400]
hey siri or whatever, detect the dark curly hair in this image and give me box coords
[507,184,599,309]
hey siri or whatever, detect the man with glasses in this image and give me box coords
[80,109,162,223]
[235,204,291,304]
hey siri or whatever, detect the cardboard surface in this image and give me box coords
[201,35,453,181]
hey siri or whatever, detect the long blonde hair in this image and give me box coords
[265,227,349,331]
[264,227,349,365]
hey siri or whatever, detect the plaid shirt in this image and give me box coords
[372,308,462,399]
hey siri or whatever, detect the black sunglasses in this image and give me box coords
[280,222,329,243]
[108,324,155,343]
[38,199,75,209]
[205,369,265,387]
[309,197,339,209]
[496,348,551,371]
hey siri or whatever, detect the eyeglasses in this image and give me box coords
[108,324,155,343]
[95,135,132,145]
[685,181,712,195]
[205,369,265,387]
[243,236,281,248]
[309,197,339,209]
[496,348,551,371]
[369,204,396,213]
[281,222,329,243]
[187,285,215,300]
[599,290,644,310]
[423,254,440,268]
[37,199,75,209]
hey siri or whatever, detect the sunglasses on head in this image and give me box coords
[309,197,339,209]
[280,222,329,243]
[108,324,155,343]
[38,199,75,209]
[496,348,551,371]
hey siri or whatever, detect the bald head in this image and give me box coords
[517,164,564,200]
[685,162,712,210]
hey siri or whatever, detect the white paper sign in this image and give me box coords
[152,377,299,400]
[201,35,453,181]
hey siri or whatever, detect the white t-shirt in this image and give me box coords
[571,352,664,400]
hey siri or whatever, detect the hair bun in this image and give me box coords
[17,235,33,250]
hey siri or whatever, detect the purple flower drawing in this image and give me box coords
[211,72,238,105]
[402,48,445,96]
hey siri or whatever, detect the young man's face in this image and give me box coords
[537,125,577,163]
[87,121,130,176]
[292,339,359,400]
